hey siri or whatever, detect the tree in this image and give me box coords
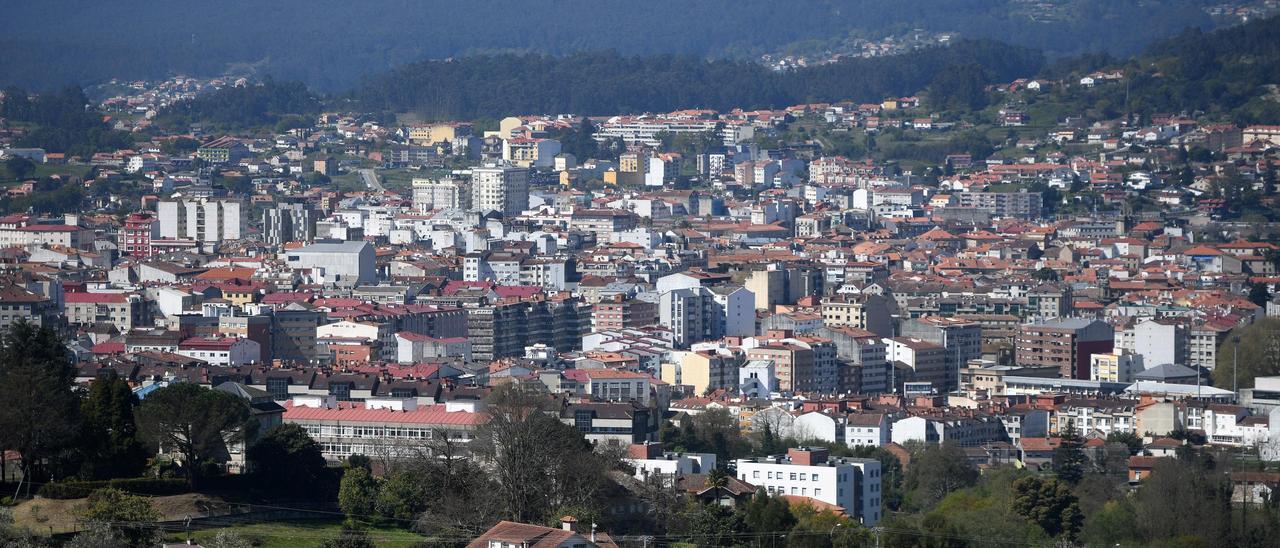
[787,503,865,548]
[1213,318,1280,389]
[78,488,161,547]
[704,466,728,489]
[135,383,251,488]
[1104,431,1143,455]
[247,423,329,495]
[1032,267,1059,281]
[473,385,614,524]
[904,442,978,510]
[928,64,992,111]
[1010,476,1082,539]
[79,371,149,480]
[743,491,796,534]
[337,465,379,522]
[320,525,375,548]
[205,531,254,548]
[1249,282,1270,307]
[759,422,786,455]
[1053,422,1087,485]
[3,157,35,181]
[0,320,81,490]
[1132,456,1232,544]
[670,499,743,547]
[1080,498,1139,546]
[64,522,123,548]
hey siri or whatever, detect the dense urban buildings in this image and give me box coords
[6,10,1280,545]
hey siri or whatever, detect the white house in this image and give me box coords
[739,359,777,398]
[176,336,261,366]
[792,411,845,444]
[624,442,717,480]
[845,413,891,448]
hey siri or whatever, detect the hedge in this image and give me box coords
[37,478,189,499]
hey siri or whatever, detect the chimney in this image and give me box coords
[787,447,828,466]
[628,441,663,459]
[560,516,577,532]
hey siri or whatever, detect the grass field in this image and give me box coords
[170,520,430,547]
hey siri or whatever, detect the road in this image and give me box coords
[357,168,385,192]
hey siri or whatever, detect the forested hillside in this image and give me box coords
[1030,13,1280,124]
[155,80,322,132]
[0,0,1215,92]
[353,41,1044,118]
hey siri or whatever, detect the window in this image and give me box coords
[814,488,822,496]
[752,471,759,479]
[574,411,593,432]
[811,473,819,481]
[790,473,796,480]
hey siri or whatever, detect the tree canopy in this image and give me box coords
[0,320,81,489]
[135,383,252,487]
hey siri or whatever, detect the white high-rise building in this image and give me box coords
[471,165,530,217]
[157,198,243,249]
[412,178,470,212]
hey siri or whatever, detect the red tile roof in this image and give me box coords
[283,401,488,426]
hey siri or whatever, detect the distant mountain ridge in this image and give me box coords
[0,0,1219,92]
[351,41,1044,119]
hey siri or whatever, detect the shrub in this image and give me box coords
[38,478,188,499]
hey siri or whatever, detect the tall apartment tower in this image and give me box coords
[412,177,470,212]
[157,198,243,249]
[262,203,318,245]
[471,164,530,217]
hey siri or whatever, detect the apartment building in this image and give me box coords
[661,347,741,396]
[471,164,530,217]
[1016,318,1114,379]
[283,395,487,462]
[64,292,146,331]
[465,296,588,362]
[900,317,982,392]
[157,198,244,249]
[951,191,1043,219]
[736,447,882,526]
[412,177,470,212]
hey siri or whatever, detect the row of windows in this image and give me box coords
[764,485,823,497]
[752,470,822,482]
[302,424,472,440]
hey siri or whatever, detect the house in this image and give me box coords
[467,519,618,548]
[624,442,716,480]
[177,336,262,366]
[844,413,891,448]
[1128,455,1161,483]
[674,473,758,507]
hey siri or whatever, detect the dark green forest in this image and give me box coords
[0,0,1218,92]
[0,87,134,157]
[155,80,322,132]
[1029,13,1280,124]
[353,41,1044,118]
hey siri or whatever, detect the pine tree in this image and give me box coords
[1054,422,1087,485]
[80,371,149,479]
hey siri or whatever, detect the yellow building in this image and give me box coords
[661,350,740,396]
[410,123,471,145]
